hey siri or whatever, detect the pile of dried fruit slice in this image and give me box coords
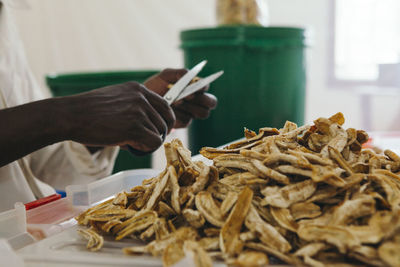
[76,113,400,266]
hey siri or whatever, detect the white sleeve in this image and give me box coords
[0,4,119,193]
[28,142,119,190]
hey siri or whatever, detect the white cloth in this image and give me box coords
[0,1,119,212]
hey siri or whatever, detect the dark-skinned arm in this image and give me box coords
[0,97,69,166]
[0,68,218,168]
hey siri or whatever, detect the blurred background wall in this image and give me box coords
[12,0,400,163]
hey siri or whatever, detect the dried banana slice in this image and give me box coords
[245,205,291,253]
[182,240,213,267]
[220,187,253,256]
[182,209,205,228]
[297,224,360,254]
[232,251,269,267]
[290,202,321,220]
[85,208,135,222]
[270,207,298,232]
[75,113,400,267]
[378,241,400,267]
[195,191,224,227]
[162,242,185,267]
[220,191,238,216]
[261,179,316,208]
[77,228,104,251]
[144,170,170,211]
[114,210,157,240]
[198,237,219,251]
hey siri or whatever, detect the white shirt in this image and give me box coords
[0,0,119,212]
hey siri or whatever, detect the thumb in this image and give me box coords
[143,76,169,96]
[144,68,188,96]
[158,68,187,84]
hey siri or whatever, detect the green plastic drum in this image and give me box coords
[180,26,307,153]
[46,70,159,173]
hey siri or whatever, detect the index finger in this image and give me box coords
[142,87,176,132]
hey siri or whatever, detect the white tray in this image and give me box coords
[16,168,163,266]
[18,224,228,267]
[16,168,227,266]
[18,225,163,267]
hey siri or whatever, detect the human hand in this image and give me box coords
[144,68,218,128]
[66,82,175,153]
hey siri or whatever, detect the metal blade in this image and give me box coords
[175,70,224,102]
[163,60,207,105]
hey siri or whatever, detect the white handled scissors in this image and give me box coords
[128,60,223,156]
[163,60,224,105]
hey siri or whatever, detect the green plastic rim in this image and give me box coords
[180,26,307,49]
[46,70,159,89]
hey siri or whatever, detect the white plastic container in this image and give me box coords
[0,169,160,249]
[66,168,160,207]
[0,203,35,250]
